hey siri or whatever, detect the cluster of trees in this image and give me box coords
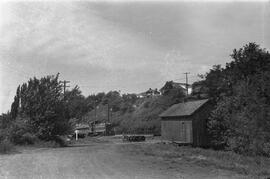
[0,74,102,145]
[1,74,69,144]
[198,43,270,156]
[0,77,150,144]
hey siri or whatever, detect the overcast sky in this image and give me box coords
[0,1,269,113]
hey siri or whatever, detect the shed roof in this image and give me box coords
[159,99,209,117]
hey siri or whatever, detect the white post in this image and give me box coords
[75,130,78,141]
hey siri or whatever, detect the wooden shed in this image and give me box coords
[159,99,212,147]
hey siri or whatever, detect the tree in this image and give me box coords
[65,86,89,120]
[0,112,12,129]
[207,43,270,155]
[10,74,71,140]
[102,91,122,112]
[10,86,20,120]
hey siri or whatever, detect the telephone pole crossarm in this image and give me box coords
[60,80,70,97]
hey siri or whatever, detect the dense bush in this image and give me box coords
[0,139,14,154]
[9,121,37,145]
[53,135,68,147]
[206,43,270,156]
[0,129,14,154]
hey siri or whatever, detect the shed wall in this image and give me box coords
[192,102,212,147]
[161,118,192,143]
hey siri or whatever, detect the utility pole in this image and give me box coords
[107,103,110,123]
[60,80,70,99]
[183,72,190,96]
[59,80,70,120]
[94,100,97,122]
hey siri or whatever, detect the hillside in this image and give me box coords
[82,89,186,134]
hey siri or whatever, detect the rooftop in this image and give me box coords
[159,99,209,117]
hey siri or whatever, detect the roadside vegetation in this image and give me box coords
[119,142,270,178]
[198,43,270,156]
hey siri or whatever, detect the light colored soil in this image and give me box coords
[0,136,255,179]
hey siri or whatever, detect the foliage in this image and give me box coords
[9,118,37,145]
[206,43,270,156]
[120,94,137,113]
[65,86,89,120]
[53,135,68,147]
[10,86,20,120]
[207,97,231,149]
[7,74,72,141]
[102,91,122,112]
[0,112,12,129]
[0,122,14,153]
[198,65,227,99]
[0,139,14,154]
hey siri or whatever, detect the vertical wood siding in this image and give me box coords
[161,119,192,143]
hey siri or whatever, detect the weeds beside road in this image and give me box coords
[119,142,270,178]
[0,136,269,179]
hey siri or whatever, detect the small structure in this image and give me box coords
[159,99,212,147]
[89,121,114,136]
[74,124,90,138]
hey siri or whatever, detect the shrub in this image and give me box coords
[22,133,37,145]
[53,135,68,147]
[143,101,150,108]
[9,120,37,145]
[11,132,37,145]
[0,139,14,154]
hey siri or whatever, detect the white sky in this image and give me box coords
[0,0,269,113]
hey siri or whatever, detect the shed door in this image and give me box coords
[180,121,192,143]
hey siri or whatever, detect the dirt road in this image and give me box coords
[0,137,250,179]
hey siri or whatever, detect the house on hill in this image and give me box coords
[137,88,160,98]
[159,99,212,147]
[160,81,192,95]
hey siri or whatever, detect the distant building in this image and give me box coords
[137,88,160,98]
[160,81,192,95]
[159,99,212,147]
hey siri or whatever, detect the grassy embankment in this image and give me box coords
[83,93,181,134]
[119,142,270,178]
